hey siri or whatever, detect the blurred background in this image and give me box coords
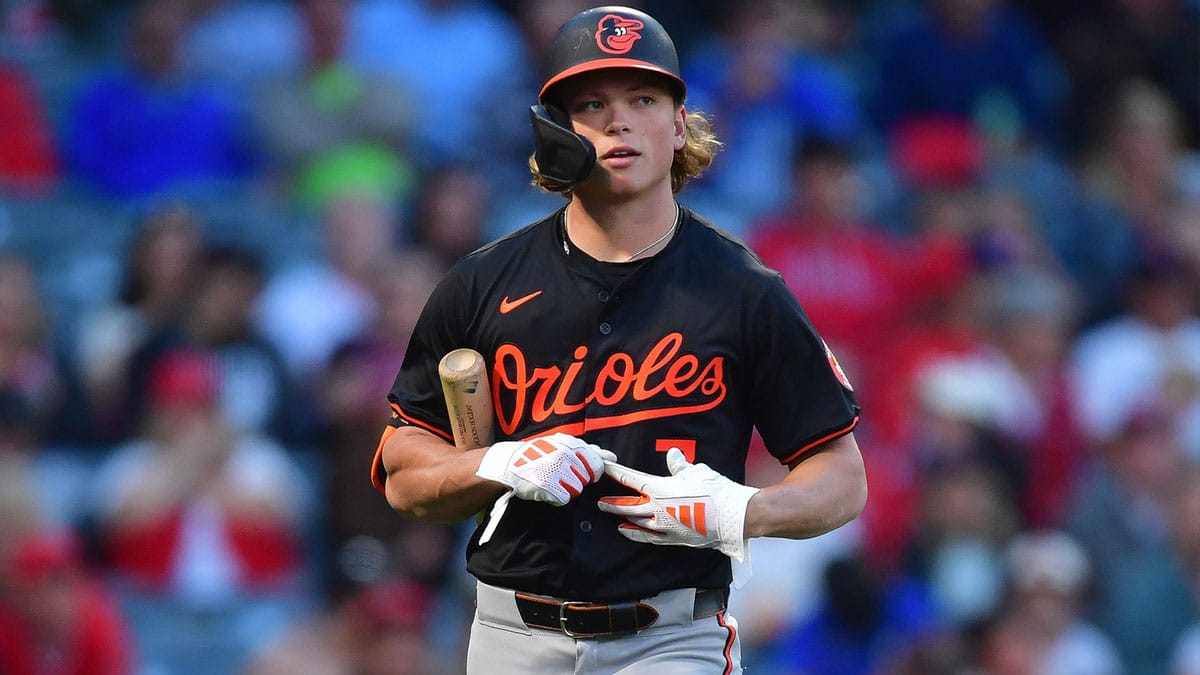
[0,0,1196,673]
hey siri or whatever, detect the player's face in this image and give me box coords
[559,70,686,200]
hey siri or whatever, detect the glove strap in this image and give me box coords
[718,484,760,562]
[476,441,517,488]
[475,442,521,545]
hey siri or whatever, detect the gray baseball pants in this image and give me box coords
[467,581,743,674]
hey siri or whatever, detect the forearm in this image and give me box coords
[743,433,867,540]
[381,426,506,523]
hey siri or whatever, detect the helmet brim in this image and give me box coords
[539,58,686,102]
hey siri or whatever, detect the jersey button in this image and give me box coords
[599,322,612,335]
[579,520,592,533]
[597,290,610,303]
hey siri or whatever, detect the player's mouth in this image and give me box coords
[601,146,640,166]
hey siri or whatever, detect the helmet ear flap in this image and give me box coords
[530,104,596,187]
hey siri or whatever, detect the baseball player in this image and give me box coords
[371,6,866,673]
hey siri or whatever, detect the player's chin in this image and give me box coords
[587,172,655,200]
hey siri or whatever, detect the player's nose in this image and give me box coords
[604,109,632,135]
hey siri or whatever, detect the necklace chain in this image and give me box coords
[623,213,677,262]
[562,205,680,262]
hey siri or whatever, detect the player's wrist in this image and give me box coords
[738,488,768,540]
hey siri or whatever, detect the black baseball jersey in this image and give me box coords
[378,205,860,601]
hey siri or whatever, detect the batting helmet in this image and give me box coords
[530,6,685,187]
[539,6,685,104]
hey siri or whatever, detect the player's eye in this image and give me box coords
[633,95,655,106]
[573,99,603,113]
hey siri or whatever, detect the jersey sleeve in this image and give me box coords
[388,266,474,437]
[371,267,471,491]
[747,274,861,465]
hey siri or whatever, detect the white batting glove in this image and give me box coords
[477,433,615,506]
[598,448,761,561]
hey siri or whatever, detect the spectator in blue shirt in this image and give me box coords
[682,0,864,224]
[869,0,1066,148]
[64,0,256,201]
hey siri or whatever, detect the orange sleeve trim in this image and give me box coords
[392,403,455,443]
[370,424,397,494]
[779,416,860,466]
[370,404,456,494]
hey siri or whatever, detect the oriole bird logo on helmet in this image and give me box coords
[595,14,644,54]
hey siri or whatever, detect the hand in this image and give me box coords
[477,433,615,506]
[598,448,760,561]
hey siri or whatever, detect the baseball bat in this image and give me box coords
[438,348,508,543]
[438,348,494,451]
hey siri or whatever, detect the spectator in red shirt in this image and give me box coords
[0,63,57,193]
[748,138,971,427]
[0,530,134,675]
[86,348,312,675]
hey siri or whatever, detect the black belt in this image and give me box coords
[513,588,727,638]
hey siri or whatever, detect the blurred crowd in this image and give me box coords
[0,0,1196,673]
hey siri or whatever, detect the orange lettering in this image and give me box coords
[595,353,635,405]
[664,355,699,396]
[531,365,561,423]
[550,346,589,416]
[494,345,528,435]
[632,333,683,399]
[699,359,725,397]
[490,334,727,438]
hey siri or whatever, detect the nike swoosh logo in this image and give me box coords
[500,290,543,314]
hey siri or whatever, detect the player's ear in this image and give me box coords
[673,106,687,151]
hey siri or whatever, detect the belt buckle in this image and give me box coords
[558,601,590,637]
